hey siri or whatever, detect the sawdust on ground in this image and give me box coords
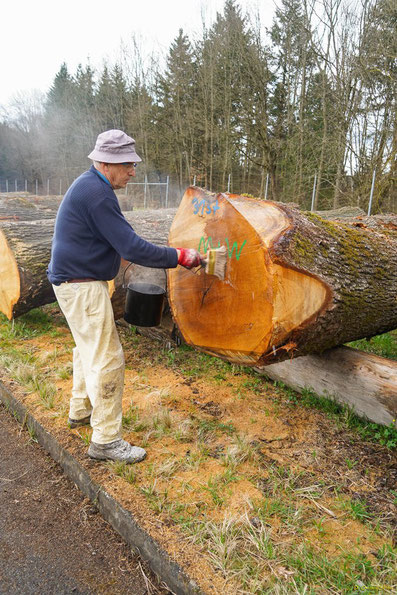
[1,305,396,593]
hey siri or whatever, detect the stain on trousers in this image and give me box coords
[53,281,124,444]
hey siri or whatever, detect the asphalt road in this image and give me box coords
[0,402,168,594]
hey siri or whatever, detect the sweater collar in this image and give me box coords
[90,165,112,186]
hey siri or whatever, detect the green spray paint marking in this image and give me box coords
[225,238,247,261]
[198,237,218,252]
[198,236,247,261]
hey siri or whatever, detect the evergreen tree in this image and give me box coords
[95,64,116,130]
[127,76,153,169]
[46,62,75,111]
[0,0,395,212]
[73,64,97,161]
[44,63,78,181]
[154,29,196,188]
[95,63,131,131]
[357,0,397,211]
[197,0,264,191]
[111,64,131,129]
[270,0,316,202]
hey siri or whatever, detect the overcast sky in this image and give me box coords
[0,0,276,108]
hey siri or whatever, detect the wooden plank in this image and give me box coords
[256,346,397,427]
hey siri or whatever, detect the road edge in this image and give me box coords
[0,380,203,595]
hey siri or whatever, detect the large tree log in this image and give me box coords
[0,193,60,221]
[1,191,396,364]
[0,209,176,320]
[1,197,396,429]
[0,219,56,319]
[108,209,177,320]
[167,187,397,365]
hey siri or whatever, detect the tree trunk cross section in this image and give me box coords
[168,188,397,365]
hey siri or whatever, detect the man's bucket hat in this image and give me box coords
[88,129,142,163]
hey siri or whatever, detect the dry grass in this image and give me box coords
[1,309,396,594]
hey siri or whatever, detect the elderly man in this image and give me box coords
[47,129,200,463]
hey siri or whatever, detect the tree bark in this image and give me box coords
[0,209,176,320]
[0,219,56,319]
[108,209,177,321]
[0,193,61,221]
[315,206,366,219]
[167,187,397,366]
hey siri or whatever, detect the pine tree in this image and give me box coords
[269,0,316,203]
[44,63,78,181]
[196,0,265,192]
[74,64,97,158]
[46,63,75,111]
[357,0,397,211]
[126,75,153,172]
[95,64,117,130]
[154,29,196,188]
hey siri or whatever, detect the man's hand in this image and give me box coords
[177,248,202,269]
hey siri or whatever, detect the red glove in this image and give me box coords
[177,248,202,269]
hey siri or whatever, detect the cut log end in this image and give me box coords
[0,230,20,319]
[168,188,330,365]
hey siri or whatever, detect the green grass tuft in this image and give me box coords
[348,330,397,360]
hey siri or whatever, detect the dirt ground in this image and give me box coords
[0,402,170,594]
[1,304,396,593]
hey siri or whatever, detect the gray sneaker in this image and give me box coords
[68,414,91,429]
[88,439,147,464]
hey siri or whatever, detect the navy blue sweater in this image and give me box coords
[47,166,178,285]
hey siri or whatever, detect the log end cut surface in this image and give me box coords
[168,188,329,365]
[0,230,20,319]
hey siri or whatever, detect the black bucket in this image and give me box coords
[124,282,166,327]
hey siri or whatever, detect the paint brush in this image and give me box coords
[202,246,228,280]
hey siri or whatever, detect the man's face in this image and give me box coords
[104,162,136,189]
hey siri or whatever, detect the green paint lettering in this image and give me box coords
[225,238,247,261]
[198,236,213,253]
[198,236,247,260]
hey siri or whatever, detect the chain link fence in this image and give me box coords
[0,169,394,215]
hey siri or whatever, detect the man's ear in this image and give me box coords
[103,162,115,176]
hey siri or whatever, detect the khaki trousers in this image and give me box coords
[53,281,124,444]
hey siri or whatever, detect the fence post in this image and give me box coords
[6,179,8,193]
[59,179,62,195]
[47,179,50,195]
[144,175,148,209]
[310,174,317,211]
[367,169,376,216]
[165,176,169,208]
[193,175,196,186]
[265,173,269,200]
[227,173,231,193]
[15,179,17,192]
[35,179,38,195]
[25,179,27,192]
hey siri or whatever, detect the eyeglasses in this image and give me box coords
[121,162,137,168]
